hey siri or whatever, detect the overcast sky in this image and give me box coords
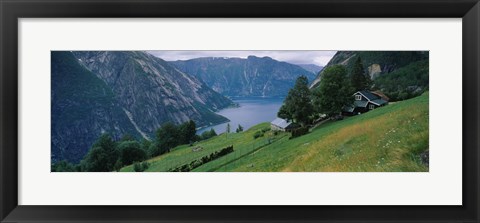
[147,51,337,67]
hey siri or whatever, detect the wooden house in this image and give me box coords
[270,118,296,132]
[343,90,388,115]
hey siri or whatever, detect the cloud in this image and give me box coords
[147,50,336,66]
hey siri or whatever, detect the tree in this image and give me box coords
[226,123,231,138]
[51,160,75,172]
[277,104,289,120]
[176,120,197,145]
[83,146,110,172]
[117,140,146,166]
[140,139,152,158]
[182,120,197,144]
[236,124,244,133]
[119,134,135,142]
[350,56,371,92]
[200,128,217,140]
[83,134,118,172]
[210,128,217,137]
[277,75,314,126]
[313,65,353,117]
[152,122,180,156]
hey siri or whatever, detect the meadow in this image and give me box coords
[121,92,429,172]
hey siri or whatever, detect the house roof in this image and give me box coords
[371,90,390,101]
[354,100,368,108]
[370,99,388,106]
[357,90,380,101]
[271,118,292,129]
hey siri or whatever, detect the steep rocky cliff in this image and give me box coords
[310,51,429,88]
[51,51,139,163]
[52,51,233,163]
[171,56,316,97]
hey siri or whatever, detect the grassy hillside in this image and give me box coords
[121,92,429,172]
[120,123,287,172]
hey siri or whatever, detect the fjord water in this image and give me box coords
[197,97,285,135]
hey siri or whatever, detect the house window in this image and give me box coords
[369,104,375,110]
[355,95,362,100]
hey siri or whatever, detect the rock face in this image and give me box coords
[171,56,316,97]
[367,64,382,79]
[310,51,429,88]
[51,51,139,163]
[52,51,233,163]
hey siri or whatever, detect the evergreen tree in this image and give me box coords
[209,128,217,137]
[226,123,231,138]
[350,56,371,92]
[313,65,353,117]
[236,124,244,133]
[277,75,313,126]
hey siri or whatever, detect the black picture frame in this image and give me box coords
[1,0,479,222]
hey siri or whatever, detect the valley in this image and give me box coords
[51,50,429,172]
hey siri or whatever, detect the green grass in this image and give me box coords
[120,124,287,172]
[121,92,429,172]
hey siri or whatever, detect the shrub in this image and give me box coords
[142,162,149,171]
[133,162,140,172]
[290,127,309,139]
[169,145,234,172]
[253,131,264,139]
[113,160,123,172]
[134,161,150,172]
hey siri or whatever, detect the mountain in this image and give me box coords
[170,56,317,97]
[297,64,324,74]
[52,51,233,163]
[310,51,429,88]
[52,51,140,163]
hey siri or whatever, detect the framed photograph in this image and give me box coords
[1,0,479,222]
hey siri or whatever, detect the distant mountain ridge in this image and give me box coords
[52,51,233,163]
[171,56,317,97]
[297,64,324,74]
